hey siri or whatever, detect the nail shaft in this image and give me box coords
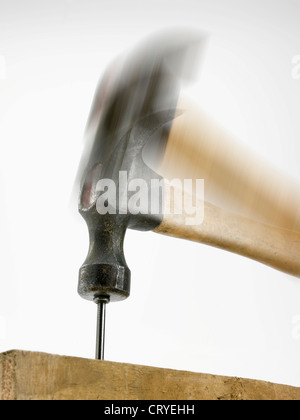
[95,301,106,360]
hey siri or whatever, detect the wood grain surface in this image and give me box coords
[153,97,300,277]
[159,98,300,233]
[154,183,300,277]
[0,351,299,400]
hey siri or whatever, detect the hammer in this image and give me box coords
[76,31,300,360]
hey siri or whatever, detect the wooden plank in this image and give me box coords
[0,350,299,400]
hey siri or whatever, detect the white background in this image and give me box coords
[0,0,300,387]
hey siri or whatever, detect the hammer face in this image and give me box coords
[78,210,131,302]
[77,31,205,303]
[78,111,177,302]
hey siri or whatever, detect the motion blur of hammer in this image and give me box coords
[75,30,300,360]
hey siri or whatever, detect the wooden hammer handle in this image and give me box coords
[154,184,300,278]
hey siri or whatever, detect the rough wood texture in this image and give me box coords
[0,351,299,400]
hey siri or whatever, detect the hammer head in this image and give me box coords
[77,30,205,303]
